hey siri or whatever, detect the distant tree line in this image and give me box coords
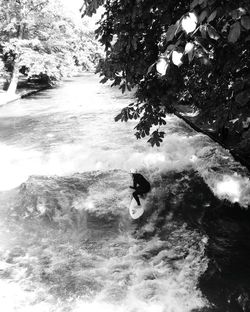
[0,0,103,94]
[82,0,250,165]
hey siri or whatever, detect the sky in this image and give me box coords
[61,0,83,11]
[61,0,102,30]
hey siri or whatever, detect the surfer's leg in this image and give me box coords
[134,187,148,205]
[133,191,141,206]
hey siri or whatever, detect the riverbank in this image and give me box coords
[0,72,95,106]
[172,105,250,173]
[0,83,50,106]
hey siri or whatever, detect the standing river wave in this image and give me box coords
[0,74,250,312]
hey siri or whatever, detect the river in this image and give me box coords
[0,74,250,312]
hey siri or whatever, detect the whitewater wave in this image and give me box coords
[0,167,211,312]
[1,108,249,210]
[0,74,250,312]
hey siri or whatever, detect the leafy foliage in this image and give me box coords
[0,0,103,92]
[82,0,250,157]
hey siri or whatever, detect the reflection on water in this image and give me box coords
[0,74,250,311]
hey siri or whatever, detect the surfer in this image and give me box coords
[129,169,151,206]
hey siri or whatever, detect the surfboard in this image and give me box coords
[129,196,146,219]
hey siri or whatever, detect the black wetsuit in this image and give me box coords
[130,173,151,206]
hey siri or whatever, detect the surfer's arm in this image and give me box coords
[130,175,138,189]
[132,176,138,189]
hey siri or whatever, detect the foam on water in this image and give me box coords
[0,124,195,191]
[1,74,250,312]
[0,74,249,207]
[1,119,249,208]
[0,168,211,312]
[0,227,209,312]
[189,140,250,207]
[216,175,241,202]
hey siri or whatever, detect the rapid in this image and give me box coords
[0,74,250,312]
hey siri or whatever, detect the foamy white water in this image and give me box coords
[0,74,250,312]
[0,75,249,206]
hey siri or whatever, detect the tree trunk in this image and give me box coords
[7,61,19,95]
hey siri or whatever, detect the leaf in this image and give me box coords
[230,8,246,20]
[241,16,250,30]
[184,42,194,54]
[184,43,195,62]
[190,0,199,9]
[222,22,230,32]
[156,58,169,75]
[174,20,182,35]
[188,49,195,62]
[132,111,140,120]
[199,10,208,23]
[207,25,220,40]
[181,13,198,34]
[147,62,156,74]
[235,90,250,106]
[100,77,108,83]
[172,50,183,67]
[163,44,175,56]
[114,112,122,122]
[199,25,207,38]
[200,56,211,66]
[119,82,126,93]
[147,130,165,147]
[230,10,238,20]
[165,24,177,42]
[228,21,241,43]
[207,10,217,23]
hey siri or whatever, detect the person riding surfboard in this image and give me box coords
[129,169,151,206]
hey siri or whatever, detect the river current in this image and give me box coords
[0,74,250,312]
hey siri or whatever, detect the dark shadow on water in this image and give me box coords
[198,201,250,312]
[132,170,250,311]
